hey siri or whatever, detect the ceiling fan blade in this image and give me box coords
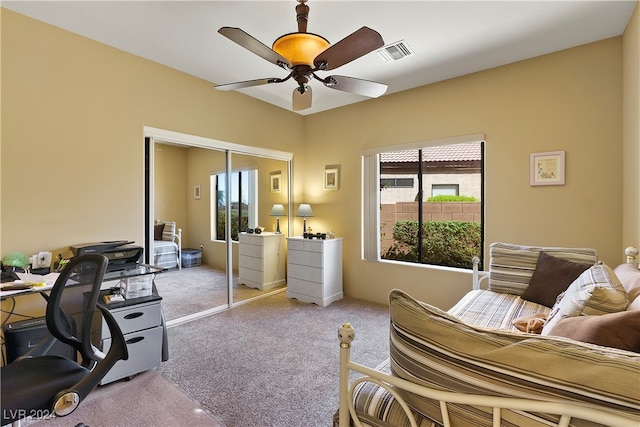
[215,78,280,91]
[314,27,384,71]
[323,75,388,98]
[293,86,312,111]
[219,27,291,68]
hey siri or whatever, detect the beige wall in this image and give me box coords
[1,9,303,257]
[2,7,639,313]
[304,36,631,307]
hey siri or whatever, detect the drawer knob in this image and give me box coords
[125,336,145,345]
[123,312,144,320]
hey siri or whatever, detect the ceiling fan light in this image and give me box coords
[273,32,330,66]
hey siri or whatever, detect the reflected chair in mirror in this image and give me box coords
[1,254,128,426]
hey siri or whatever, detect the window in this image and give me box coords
[362,134,484,269]
[380,177,414,188]
[212,169,257,241]
[432,184,459,197]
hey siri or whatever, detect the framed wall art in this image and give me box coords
[324,168,339,190]
[530,151,565,186]
[270,173,282,193]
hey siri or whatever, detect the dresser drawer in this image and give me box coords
[288,249,322,268]
[239,234,263,246]
[239,254,263,271]
[287,278,323,298]
[239,267,262,284]
[100,325,163,384]
[239,242,263,258]
[288,263,323,283]
[288,239,324,252]
[102,301,162,337]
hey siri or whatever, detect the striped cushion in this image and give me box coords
[388,289,640,426]
[448,289,550,330]
[348,360,437,427]
[542,262,629,334]
[488,242,598,295]
[158,221,176,241]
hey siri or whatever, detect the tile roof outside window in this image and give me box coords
[380,142,481,163]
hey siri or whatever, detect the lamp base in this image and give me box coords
[275,218,282,234]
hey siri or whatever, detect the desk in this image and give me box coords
[1,265,169,379]
[0,265,164,299]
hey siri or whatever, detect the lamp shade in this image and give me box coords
[270,204,286,216]
[296,204,314,218]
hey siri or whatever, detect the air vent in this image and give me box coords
[377,40,414,63]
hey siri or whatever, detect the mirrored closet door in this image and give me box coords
[144,129,292,325]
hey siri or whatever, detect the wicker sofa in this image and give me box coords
[336,243,640,427]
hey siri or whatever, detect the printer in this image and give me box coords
[70,241,143,272]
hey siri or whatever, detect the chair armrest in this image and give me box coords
[71,305,128,401]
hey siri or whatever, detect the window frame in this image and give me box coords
[362,133,485,267]
[211,167,258,241]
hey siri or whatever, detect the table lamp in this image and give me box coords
[270,204,286,234]
[296,204,314,234]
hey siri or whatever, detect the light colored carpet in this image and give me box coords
[25,279,389,427]
[154,265,285,321]
[25,370,224,426]
[161,291,390,427]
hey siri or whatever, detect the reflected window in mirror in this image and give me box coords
[212,169,257,241]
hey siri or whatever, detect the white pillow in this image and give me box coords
[542,262,628,335]
[614,263,640,311]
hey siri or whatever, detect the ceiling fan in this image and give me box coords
[214,0,388,111]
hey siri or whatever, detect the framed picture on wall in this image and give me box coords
[530,151,565,186]
[324,168,339,190]
[270,173,282,193]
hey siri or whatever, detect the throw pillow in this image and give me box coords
[548,310,640,353]
[614,263,640,310]
[160,221,176,241]
[521,252,592,307]
[541,262,629,335]
[154,223,165,240]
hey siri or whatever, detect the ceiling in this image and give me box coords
[3,1,636,115]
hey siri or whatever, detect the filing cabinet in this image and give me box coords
[96,294,164,385]
[238,232,286,291]
[286,237,343,307]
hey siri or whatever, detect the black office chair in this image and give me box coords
[1,254,128,426]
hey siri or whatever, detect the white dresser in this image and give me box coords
[238,232,286,290]
[286,237,343,307]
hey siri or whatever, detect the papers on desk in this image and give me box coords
[0,280,55,297]
[16,272,60,286]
